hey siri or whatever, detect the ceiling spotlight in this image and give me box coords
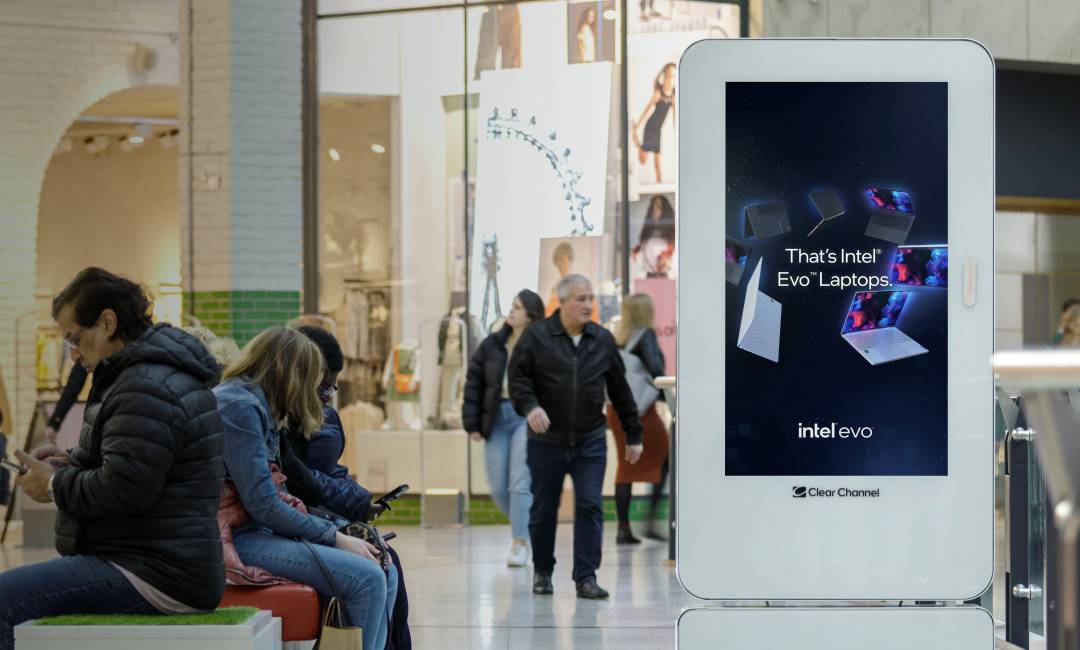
[371,144,386,154]
[129,135,145,145]
[603,8,617,20]
[328,147,341,161]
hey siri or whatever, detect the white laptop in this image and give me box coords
[737,259,781,363]
[840,290,927,365]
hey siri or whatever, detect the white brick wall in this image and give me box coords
[0,0,179,447]
[180,0,302,296]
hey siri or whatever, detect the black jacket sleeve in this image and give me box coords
[633,328,666,379]
[49,364,88,430]
[508,327,541,418]
[604,333,644,446]
[461,338,488,434]
[54,374,180,517]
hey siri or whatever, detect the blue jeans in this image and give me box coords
[527,432,607,583]
[234,528,397,650]
[0,555,157,650]
[485,400,532,540]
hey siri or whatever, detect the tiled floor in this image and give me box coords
[0,517,1016,649]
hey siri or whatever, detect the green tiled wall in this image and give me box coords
[374,495,670,526]
[186,291,301,346]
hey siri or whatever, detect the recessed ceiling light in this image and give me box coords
[328,147,341,161]
[129,135,145,144]
[371,144,386,154]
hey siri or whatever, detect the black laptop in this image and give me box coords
[863,187,916,244]
[743,200,791,239]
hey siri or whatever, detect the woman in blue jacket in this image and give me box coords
[214,327,396,650]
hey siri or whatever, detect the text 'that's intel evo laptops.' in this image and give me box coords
[743,200,791,239]
[840,290,928,365]
[807,188,845,237]
[890,244,948,287]
[864,187,916,244]
[725,238,752,285]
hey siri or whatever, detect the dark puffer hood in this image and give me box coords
[91,324,221,397]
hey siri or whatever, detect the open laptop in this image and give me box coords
[743,200,791,239]
[890,244,948,287]
[807,188,845,237]
[864,187,916,244]
[737,259,782,363]
[725,238,752,285]
[840,290,927,365]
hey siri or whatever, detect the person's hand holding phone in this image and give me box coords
[31,444,71,469]
[335,532,382,565]
[13,449,55,504]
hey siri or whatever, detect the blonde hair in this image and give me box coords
[223,326,325,437]
[184,326,240,369]
[1062,304,1080,347]
[615,293,655,346]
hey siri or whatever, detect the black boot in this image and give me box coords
[616,524,641,545]
[533,573,553,595]
[576,578,610,599]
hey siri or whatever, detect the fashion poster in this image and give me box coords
[566,1,617,64]
[629,192,676,279]
[537,236,610,318]
[724,82,949,477]
[632,277,676,376]
[471,65,613,332]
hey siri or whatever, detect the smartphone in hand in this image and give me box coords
[1,458,28,475]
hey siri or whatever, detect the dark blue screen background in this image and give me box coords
[725,82,948,476]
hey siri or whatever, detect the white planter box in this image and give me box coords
[15,610,281,650]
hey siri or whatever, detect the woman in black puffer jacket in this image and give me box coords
[462,289,544,568]
[0,268,225,650]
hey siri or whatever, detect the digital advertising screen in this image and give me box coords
[725,82,949,477]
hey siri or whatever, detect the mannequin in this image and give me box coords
[382,339,422,430]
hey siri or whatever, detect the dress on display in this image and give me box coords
[641,91,673,153]
[577,26,596,63]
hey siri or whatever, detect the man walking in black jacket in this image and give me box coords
[509,274,644,599]
[0,268,225,650]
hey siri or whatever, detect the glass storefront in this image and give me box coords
[314,0,744,505]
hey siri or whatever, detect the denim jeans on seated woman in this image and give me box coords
[0,555,158,650]
[485,399,532,540]
[234,526,398,650]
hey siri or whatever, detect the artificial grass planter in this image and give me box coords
[36,607,259,627]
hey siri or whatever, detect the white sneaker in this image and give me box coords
[507,543,529,567]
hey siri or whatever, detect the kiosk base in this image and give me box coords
[678,606,993,649]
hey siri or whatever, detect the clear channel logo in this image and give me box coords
[791,486,880,499]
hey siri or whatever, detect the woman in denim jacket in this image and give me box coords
[214,327,397,650]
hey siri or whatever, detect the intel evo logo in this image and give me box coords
[797,422,873,440]
[793,486,881,499]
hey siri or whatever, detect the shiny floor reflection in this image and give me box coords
[1,522,692,649]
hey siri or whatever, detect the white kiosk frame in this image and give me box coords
[676,39,995,601]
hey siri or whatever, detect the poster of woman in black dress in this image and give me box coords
[632,62,676,186]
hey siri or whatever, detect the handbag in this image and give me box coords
[301,538,364,650]
[619,328,660,416]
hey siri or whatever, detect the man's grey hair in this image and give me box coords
[556,274,592,302]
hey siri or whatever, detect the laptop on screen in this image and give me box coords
[890,244,948,287]
[864,187,916,244]
[744,200,791,239]
[807,188,845,237]
[725,238,752,285]
[840,290,927,365]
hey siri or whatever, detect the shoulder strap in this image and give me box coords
[623,328,647,352]
[299,538,354,627]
